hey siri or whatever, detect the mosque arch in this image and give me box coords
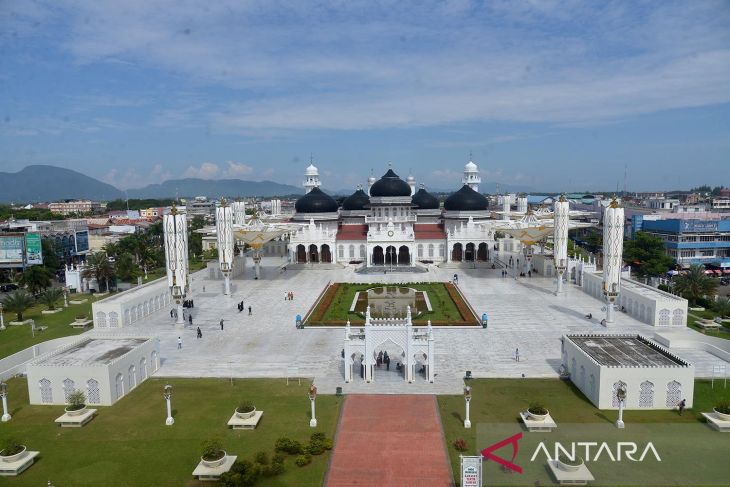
[321,244,332,263]
[372,246,384,265]
[398,246,410,265]
[385,246,397,266]
[452,243,463,262]
[297,244,307,263]
[464,243,475,261]
[309,244,320,263]
[477,243,488,261]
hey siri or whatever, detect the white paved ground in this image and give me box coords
[118,254,729,394]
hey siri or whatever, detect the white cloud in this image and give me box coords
[224,161,253,178]
[183,162,220,179]
[103,164,173,189]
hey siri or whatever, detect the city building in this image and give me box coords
[640,218,730,269]
[49,200,105,215]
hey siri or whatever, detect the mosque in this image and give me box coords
[288,160,497,267]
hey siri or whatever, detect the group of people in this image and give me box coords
[376,350,391,370]
[182,299,195,308]
[284,291,295,301]
[237,301,252,315]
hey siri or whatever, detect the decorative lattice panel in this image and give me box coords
[63,378,75,402]
[658,309,670,326]
[639,381,654,408]
[666,381,681,408]
[87,379,100,404]
[109,312,119,328]
[612,381,627,407]
[672,309,684,326]
[40,378,53,403]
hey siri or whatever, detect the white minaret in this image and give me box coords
[517,194,528,214]
[367,170,376,196]
[232,199,246,226]
[164,206,189,327]
[406,174,416,196]
[501,194,510,220]
[553,195,569,295]
[602,198,624,323]
[463,158,481,192]
[303,161,321,194]
[216,199,234,295]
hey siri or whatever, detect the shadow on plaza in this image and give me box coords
[516,280,555,296]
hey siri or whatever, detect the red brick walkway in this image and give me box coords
[326,395,453,487]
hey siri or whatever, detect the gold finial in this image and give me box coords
[220,197,228,207]
[559,194,567,203]
[609,196,620,208]
[170,204,178,216]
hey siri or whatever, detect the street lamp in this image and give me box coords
[63,287,68,308]
[0,302,5,331]
[308,383,318,428]
[1,382,11,422]
[463,386,472,428]
[615,385,627,429]
[163,384,174,426]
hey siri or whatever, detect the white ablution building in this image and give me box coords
[288,160,501,267]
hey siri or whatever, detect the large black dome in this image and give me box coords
[444,185,488,211]
[342,189,370,211]
[369,169,412,197]
[412,188,439,209]
[295,187,338,213]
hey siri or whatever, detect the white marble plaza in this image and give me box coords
[109,254,729,395]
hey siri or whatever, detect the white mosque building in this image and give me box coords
[287,160,498,267]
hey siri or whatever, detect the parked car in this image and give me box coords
[0,284,19,292]
[721,277,730,286]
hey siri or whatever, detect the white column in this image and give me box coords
[165,396,174,425]
[176,302,184,327]
[309,398,317,427]
[554,196,569,295]
[1,395,10,422]
[464,399,471,428]
[602,199,624,323]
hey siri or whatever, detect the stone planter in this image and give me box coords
[65,405,87,417]
[74,317,87,323]
[527,409,549,421]
[9,319,33,326]
[42,309,61,314]
[235,407,256,420]
[1,446,27,464]
[557,456,583,472]
[200,451,227,468]
[713,408,730,421]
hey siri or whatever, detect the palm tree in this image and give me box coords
[83,252,116,292]
[1,290,35,322]
[38,287,64,310]
[672,265,719,306]
[19,265,51,295]
[714,297,730,319]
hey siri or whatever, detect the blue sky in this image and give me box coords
[1,0,729,192]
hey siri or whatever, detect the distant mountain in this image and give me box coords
[127,178,303,199]
[0,165,124,203]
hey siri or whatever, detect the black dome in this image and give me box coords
[295,187,338,213]
[444,185,488,211]
[369,169,412,197]
[412,188,439,210]
[342,189,370,211]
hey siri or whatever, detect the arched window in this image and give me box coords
[63,378,75,402]
[672,309,684,326]
[338,245,344,259]
[349,245,355,258]
[428,244,434,258]
[96,312,107,328]
[639,381,654,408]
[128,365,136,390]
[40,378,53,404]
[139,357,148,381]
[612,381,627,407]
[115,373,125,399]
[666,381,681,408]
[360,244,366,258]
[87,379,100,404]
[109,312,119,328]
[417,244,423,258]
[151,351,159,372]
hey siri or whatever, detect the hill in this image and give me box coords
[0,165,124,203]
[126,178,302,199]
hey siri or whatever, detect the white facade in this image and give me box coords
[26,336,160,406]
[92,277,172,328]
[562,334,694,410]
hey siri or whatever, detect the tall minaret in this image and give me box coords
[216,199,234,295]
[602,197,624,323]
[501,194,510,220]
[406,173,416,196]
[303,158,321,194]
[462,157,481,192]
[517,194,528,214]
[367,169,377,196]
[553,194,569,295]
[164,205,189,327]
[232,199,246,226]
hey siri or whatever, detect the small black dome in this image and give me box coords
[444,185,488,211]
[369,169,412,197]
[295,187,338,213]
[412,188,439,210]
[342,189,370,211]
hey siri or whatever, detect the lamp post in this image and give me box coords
[615,385,626,429]
[463,385,472,428]
[308,383,318,428]
[1,382,11,422]
[163,384,174,425]
[63,287,69,308]
[0,302,4,331]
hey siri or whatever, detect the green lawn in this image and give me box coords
[0,293,107,360]
[438,379,730,486]
[687,312,730,340]
[306,282,476,325]
[0,377,342,486]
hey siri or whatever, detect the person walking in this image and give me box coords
[177,337,182,349]
[188,314,193,325]
[248,305,252,315]
[678,399,686,416]
[170,309,174,318]
[196,327,202,339]
[202,285,206,292]
[220,319,224,330]
[515,348,520,362]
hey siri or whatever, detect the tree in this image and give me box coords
[188,216,205,258]
[41,238,62,272]
[672,265,719,306]
[623,232,674,277]
[38,287,64,310]
[116,253,139,282]
[83,252,116,292]
[713,297,730,319]
[19,265,51,295]
[1,290,35,321]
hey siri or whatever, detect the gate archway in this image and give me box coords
[372,246,384,265]
[321,244,332,263]
[308,244,319,263]
[297,244,306,263]
[398,246,410,265]
[385,246,397,266]
[452,243,463,261]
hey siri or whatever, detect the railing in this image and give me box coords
[365,215,417,223]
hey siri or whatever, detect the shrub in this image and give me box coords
[310,432,326,442]
[275,437,303,455]
[254,450,269,465]
[322,438,333,450]
[201,438,225,461]
[715,401,730,415]
[1,438,23,457]
[528,403,548,415]
[295,454,312,467]
[453,438,469,452]
[236,401,255,414]
[272,453,285,464]
[269,456,286,476]
[219,459,261,487]
[305,441,325,456]
[557,454,583,466]
[66,389,86,411]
